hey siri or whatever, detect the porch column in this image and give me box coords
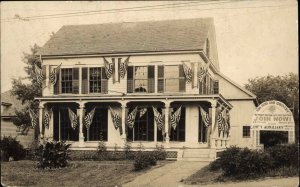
[209,100,217,148]
[164,101,170,144]
[121,101,127,142]
[78,102,86,147]
[38,102,44,141]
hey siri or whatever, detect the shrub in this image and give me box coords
[134,151,157,171]
[26,140,40,160]
[0,136,26,161]
[123,142,134,160]
[96,140,108,160]
[153,144,167,160]
[36,141,71,169]
[266,144,299,168]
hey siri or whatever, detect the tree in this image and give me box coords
[245,73,299,142]
[11,44,42,138]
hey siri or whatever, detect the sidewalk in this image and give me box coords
[122,161,209,187]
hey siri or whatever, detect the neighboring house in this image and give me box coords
[1,91,34,148]
[36,18,257,160]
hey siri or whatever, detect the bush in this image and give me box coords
[0,136,26,161]
[134,151,157,171]
[96,140,108,160]
[153,144,167,160]
[266,144,299,168]
[26,140,40,160]
[36,141,71,169]
[123,142,134,160]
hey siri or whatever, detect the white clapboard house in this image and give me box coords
[35,18,257,160]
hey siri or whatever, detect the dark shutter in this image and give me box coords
[72,68,79,94]
[157,65,164,93]
[148,66,155,93]
[54,66,60,95]
[213,80,219,94]
[127,66,133,93]
[82,68,88,94]
[101,68,108,93]
[179,65,186,92]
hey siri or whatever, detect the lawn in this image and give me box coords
[1,160,170,187]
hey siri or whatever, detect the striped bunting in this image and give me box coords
[152,107,165,131]
[119,57,129,79]
[225,111,230,137]
[170,106,182,130]
[199,107,210,127]
[109,106,121,130]
[34,64,44,87]
[198,63,209,82]
[43,108,53,129]
[28,109,38,128]
[49,63,61,85]
[104,58,114,79]
[182,62,193,83]
[217,109,225,136]
[139,107,147,118]
[127,107,138,129]
[84,107,96,129]
[68,108,78,130]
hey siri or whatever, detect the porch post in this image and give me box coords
[121,101,127,142]
[38,102,44,141]
[78,102,86,147]
[209,100,217,148]
[164,101,170,144]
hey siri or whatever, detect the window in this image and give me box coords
[134,66,148,92]
[213,80,219,94]
[169,107,186,141]
[84,108,108,141]
[89,68,107,93]
[127,66,154,93]
[61,69,73,93]
[164,65,185,92]
[243,126,251,137]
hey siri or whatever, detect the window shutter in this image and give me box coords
[72,68,79,94]
[42,65,46,87]
[82,68,88,94]
[148,66,155,93]
[101,68,108,94]
[213,80,219,94]
[157,65,164,93]
[179,65,186,92]
[54,67,60,95]
[127,66,133,93]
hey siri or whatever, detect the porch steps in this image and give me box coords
[181,148,215,162]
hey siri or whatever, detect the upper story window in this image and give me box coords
[82,67,107,94]
[127,66,154,93]
[61,68,79,94]
[158,65,185,93]
[199,74,215,95]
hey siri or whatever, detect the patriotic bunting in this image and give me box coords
[104,58,114,79]
[152,107,165,131]
[49,63,61,85]
[34,64,44,87]
[139,108,147,118]
[127,107,138,129]
[68,108,78,130]
[84,107,96,129]
[217,109,225,136]
[119,57,129,79]
[109,106,121,130]
[43,108,53,129]
[170,106,182,130]
[199,107,210,127]
[182,62,193,83]
[224,111,230,137]
[28,109,38,128]
[198,63,209,82]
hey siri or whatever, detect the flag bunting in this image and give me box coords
[152,106,165,131]
[170,106,182,130]
[104,58,114,79]
[109,106,121,130]
[139,107,147,118]
[34,64,44,87]
[198,63,209,82]
[29,109,38,128]
[200,107,210,127]
[127,107,138,129]
[68,108,78,130]
[182,62,193,83]
[119,56,129,79]
[84,107,96,129]
[43,107,53,129]
[49,63,62,85]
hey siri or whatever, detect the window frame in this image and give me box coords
[60,68,73,94]
[163,65,186,93]
[243,126,251,138]
[88,67,107,94]
[133,66,148,93]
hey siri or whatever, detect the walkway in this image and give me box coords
[123,161,209,187]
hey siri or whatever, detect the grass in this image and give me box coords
[1,160,171,187]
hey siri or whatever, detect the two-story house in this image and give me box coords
[36,18,257,160]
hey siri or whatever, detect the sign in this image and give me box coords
[251,100,295,131]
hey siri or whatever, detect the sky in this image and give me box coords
[1,0,298,93]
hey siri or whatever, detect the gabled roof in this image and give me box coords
[1,91,24,117]
[39,18,213,56]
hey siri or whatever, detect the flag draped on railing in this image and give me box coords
[43,108,53,129]
[127,107,138,129]
[152,107,165,131]
[49,63,61,85]
[34,64,44,87]
[217,109,225,136]
[182,62,193,83]
[170,106,182,130]
[84,107,96,129]
[199,107,210,127]
[28,109,38,128]
[119,56,129,79]
[68,108,78,130]
[104,58,114,79]
[226,112,230,137]
[139,107,147,118]
[109,106,121,130]
[198,63,209,82]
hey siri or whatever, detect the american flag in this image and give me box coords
[68,108,78,130]
[198,63,208,82]
[217,109,225,136]
[28,109,38,128]
[224,111,230,137]
[152,107,165,131]
[43,108,53,129]
[109,106,121,130]
[119,56,129,79]
[84,107,96,129]
[127,107,138,129]
[34,64,44,87]
[170,106,182,130]
[49,64,61,85]
[182,62,193,83]
[200,107,210,127]
[104,58,113,79]
[139,107,147,118]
